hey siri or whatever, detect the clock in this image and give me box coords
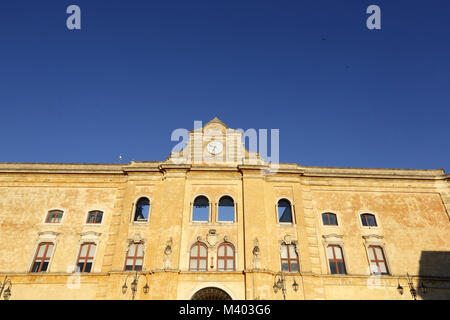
[206,141,223,155]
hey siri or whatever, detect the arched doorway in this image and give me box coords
[191,287,232,300]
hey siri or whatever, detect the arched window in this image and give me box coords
[86,210,103,224]
[218,196,235,222]
[280,243,299,272]
[134,197,150,222]
[76,242,97,273]
[45,210,63,223]
[190,242,208,271]
[30,242,54,273]
[277,199,293,223]
[367,245,389,275]
[124,242,144,271]
[192,196,209,222]
[327,245,346,274]
[217,242,235,271]
[361,213,377,227]
[322,212,338,226]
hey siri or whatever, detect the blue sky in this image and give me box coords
[0,0,448,171]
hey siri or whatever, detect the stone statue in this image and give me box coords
[163,238,173,269]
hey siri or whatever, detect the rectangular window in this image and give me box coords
[280,243,299,273]
[327,245,346,274]
[124,242,144,271]
[86,211,103,224]
[30,243,54,273]
[190,242,208,271]
[77,243,96,273]
[368,245,389,275]
[361,214,377,227]
[322,213,338,226]
[217,243,235,271]
[45,211,63,223]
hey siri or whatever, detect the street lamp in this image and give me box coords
[292,278,299,292]
[272,272,298,300]
[397,274,426,300]
[406,273,417,300]
[0,276,12,300]
[396,279,404,295]
[121,271,150,300]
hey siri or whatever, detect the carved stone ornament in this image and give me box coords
[283,234,292,245]
[38,231,60,241]
[128,233,144,244]
[362,234,384,245]
[79,231,102,241]
[206,229,218,247]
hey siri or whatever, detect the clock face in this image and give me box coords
[206,141,223,155]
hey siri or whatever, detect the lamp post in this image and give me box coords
[396,273,426,300]
[0,276,12,300]
[272,272,299,300]
[121,271,150,300]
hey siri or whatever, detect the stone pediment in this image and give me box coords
[166,117,265,166]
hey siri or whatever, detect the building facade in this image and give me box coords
[0,118,449,300]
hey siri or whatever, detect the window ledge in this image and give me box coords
[190,221,210,225]
[277,223,296,227]
[130,221,149,226]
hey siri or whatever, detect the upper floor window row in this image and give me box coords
[44,210,104,225]
[321,212,378,227]
[192,195,236,223]
[191,197,297,224]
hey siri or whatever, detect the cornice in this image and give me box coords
[300,166,446,180]
[0,163,124,174]
[0,162,446,181]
